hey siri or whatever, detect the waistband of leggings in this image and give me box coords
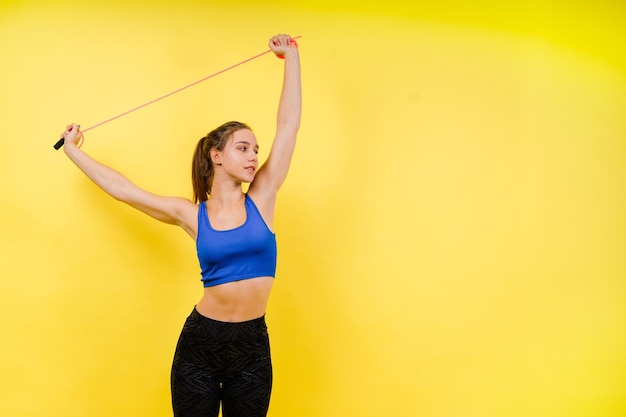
[189,306,267,339]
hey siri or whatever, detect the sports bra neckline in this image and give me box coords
[203,195,250,232]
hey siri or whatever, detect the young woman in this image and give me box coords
[60,33,301,417]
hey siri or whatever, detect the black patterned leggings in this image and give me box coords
[171,307,273,417]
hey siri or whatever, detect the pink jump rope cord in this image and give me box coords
[55,36,300,150]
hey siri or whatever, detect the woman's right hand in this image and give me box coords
[61,123,82,149]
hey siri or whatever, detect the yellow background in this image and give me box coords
[1,1,625,416]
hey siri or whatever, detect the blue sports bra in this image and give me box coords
[196,194,277,287]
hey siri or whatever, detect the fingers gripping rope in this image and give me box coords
[59,124,84,149]
[53,36,300,150]
[274,38,298,59]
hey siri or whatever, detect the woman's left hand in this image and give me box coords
[269,34,298,58]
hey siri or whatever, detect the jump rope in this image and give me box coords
[54,36,300,150]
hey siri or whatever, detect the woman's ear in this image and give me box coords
[210,149,222,165]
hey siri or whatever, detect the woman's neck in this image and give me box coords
[208,182,245,208]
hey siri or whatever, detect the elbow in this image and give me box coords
[109,188,126,202]
[104,177,132,202]
[277,119,300,133]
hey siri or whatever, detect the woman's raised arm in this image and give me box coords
[249,34,302,197]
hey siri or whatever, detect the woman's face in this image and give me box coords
[215,129,259,183]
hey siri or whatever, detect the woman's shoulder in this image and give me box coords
[245,190,276,231]
[171,196,199,238]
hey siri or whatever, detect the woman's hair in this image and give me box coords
[191,121,252,203]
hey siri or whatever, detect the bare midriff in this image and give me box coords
[195,276,274,322]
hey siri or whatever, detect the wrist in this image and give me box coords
[282,49,299,60]
[63,142,79,155]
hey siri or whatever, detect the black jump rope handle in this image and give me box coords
[53,138,65,150]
